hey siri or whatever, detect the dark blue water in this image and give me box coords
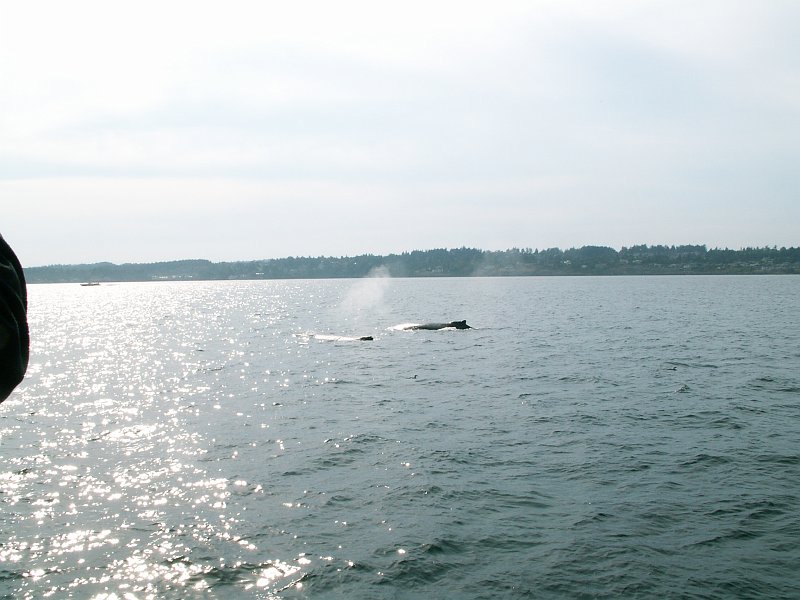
[2,276,799,599]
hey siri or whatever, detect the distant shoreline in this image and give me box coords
[25,245,800,284]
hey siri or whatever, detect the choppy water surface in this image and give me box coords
[2,276,799,599]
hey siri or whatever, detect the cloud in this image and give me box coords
[2,1,798,265]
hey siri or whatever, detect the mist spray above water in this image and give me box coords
[339,266,391,330]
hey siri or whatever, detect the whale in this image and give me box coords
[295,333,374,342]
[404,320,471,331]
[315,334,374,341]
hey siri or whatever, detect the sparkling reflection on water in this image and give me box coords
[2,282,330,599]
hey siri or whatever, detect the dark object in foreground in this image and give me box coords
[407,320,472,331]
[0,235,29,402]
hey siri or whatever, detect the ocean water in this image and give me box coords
[1,275,799,599]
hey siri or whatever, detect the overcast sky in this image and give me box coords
[2,0,798,267]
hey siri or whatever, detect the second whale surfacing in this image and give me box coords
[295,333,373,342]
[404,320,472,331]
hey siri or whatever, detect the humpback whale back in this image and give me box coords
[406,320,472,331]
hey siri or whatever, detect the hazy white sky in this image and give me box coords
[2,0,798,266]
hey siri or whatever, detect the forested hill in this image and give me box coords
[26,245,800,283]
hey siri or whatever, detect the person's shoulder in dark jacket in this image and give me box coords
[0,234,29,402]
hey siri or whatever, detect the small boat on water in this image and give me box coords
[80,282,100,287]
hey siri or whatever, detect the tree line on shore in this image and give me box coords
[26,244,800,283]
